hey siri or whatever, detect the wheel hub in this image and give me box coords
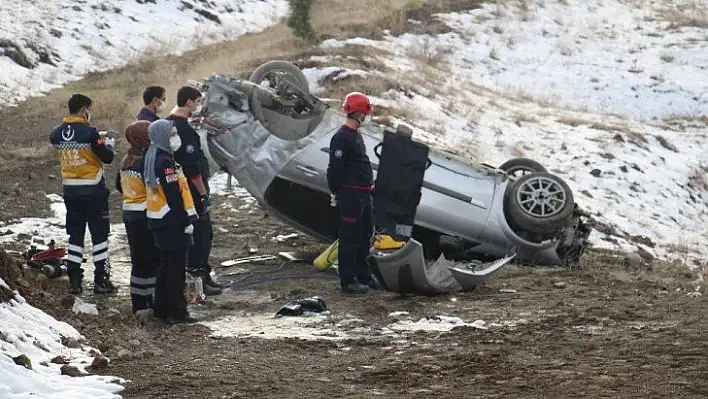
[516,176,567,218]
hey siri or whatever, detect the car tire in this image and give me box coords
[249,60,310,93]
[247,61,322,141]
[504,172,575,238]
[499,158,548,178]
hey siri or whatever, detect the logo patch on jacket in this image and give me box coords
[334,149,343,158]
[186,144,195,154]
[165,173,179,183]
[61,127,75,141]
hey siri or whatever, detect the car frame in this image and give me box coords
[191,60,594,293]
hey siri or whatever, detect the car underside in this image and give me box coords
[191,60,595,295]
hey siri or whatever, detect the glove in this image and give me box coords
[184,224,194,235]
[104,136,115,150]
[329,193,337,207]
[200,194,212,215]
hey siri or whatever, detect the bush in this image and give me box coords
[287,0,317,42]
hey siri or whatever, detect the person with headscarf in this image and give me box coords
[144,119,198,324]
[115,120,161,320]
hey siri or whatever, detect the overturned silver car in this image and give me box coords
[192,60,594,295]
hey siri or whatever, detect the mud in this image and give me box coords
[3,184,706,398]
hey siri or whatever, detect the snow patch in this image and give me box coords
[204,312,500,342]
[203,312,354,341]
[0,0,289,106]
[0,194,132,288]
[208,172,254,199]
[0,280,124,397]
[316,0,708,264]
[384,315,487,333]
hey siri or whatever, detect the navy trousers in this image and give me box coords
[336,188,375,287]
[152,225,193,320]
[186,216,213,275]
[125,218,160,313]
[64,188,111,284]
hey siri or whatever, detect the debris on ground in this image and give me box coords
[276,296,328,317]
[71,297,98,315]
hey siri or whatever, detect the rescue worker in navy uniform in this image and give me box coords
[115,120,161,318]
[136,86,166,122]
[327,92,380,294]
[165,86,223,296]
[144,119,199,324]
[49,93,116,295]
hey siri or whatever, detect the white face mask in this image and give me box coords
[191,103,202,116]
[169,135,182,151]
[156,101,166,114]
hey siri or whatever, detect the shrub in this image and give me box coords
[287,0,317,42]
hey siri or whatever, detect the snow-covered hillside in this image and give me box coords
[0,279,124,397]
[303,0,708,264]
[0,0,289,106]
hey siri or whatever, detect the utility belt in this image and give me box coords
[340,184,373,192]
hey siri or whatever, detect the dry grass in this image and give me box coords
[407,38,448,68]
[688,165,708,190]
[0,0,435,149]
[0,248,22,302]
[0,143,52,161]
[655,135,679,152]
[660,7,708,30]
[321,73,401,101]
[577,249,701,290]
[556,115,590,127]
[0,0,487,146]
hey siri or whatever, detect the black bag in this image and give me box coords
[373,130,430,240]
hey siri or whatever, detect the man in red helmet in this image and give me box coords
[327,92,379,294]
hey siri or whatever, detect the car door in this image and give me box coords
[276,125,341,192]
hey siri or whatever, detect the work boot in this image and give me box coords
[189,270,222,296]
[190,270,223,296]
[134,308,154,324]
[94,279,117,294]
[68,276,83,295]
[166,313,198,325]
[202,281,223,296]
[341,282,369,294]
[202,269,224,289]
[364,278,382,290]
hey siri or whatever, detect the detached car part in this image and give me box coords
[369,239,517,296]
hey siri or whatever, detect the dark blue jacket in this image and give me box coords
[49,116,114,198]
[166,115,211,213]
[136,107,159,122]
[146,149,198,231]
[326,125,374,193]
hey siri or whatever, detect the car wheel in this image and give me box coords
[498,158,548,178]
[504,172,575,238]
[247,61,323,141]
[249,60,310,93]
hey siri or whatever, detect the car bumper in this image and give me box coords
[369,239,516,296]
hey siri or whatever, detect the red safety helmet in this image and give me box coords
[341,92,373,115]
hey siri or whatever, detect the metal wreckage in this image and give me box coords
[189,60,594,296]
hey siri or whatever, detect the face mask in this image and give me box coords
[191,102,202,115]
[169,135,182,151]
[85,111,91,122]
[156,101,166,114]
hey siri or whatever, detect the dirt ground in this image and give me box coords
[2,1,708,397]
[7,188,708,399]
